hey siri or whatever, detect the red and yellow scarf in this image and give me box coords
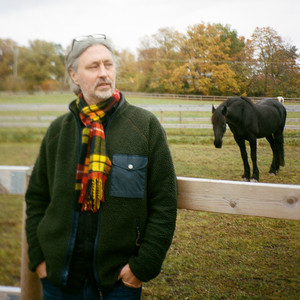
[75,90,120,212]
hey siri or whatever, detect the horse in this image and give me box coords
[211,96,287,182]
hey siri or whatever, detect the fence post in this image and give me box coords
[160,110,163,123]
[21,168,43,300]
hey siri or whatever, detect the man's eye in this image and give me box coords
[86,64,98,69]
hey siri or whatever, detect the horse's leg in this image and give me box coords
[234,137,250,181]
[249,138,259,181]
[266,135,278,175]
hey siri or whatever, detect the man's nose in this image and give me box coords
[97,64,108,77]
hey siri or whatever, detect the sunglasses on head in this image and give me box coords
[71,34,106,49]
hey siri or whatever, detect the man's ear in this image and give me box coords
[69,68,79,85]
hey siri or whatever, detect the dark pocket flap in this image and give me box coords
[112,154,148,171]
[110,154,148,198]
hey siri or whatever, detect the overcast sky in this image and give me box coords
[0,0,299,55]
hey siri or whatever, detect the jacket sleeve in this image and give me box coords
[129,115,177,282]
[25,135,50,271]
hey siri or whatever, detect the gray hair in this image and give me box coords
[66,36,115,95]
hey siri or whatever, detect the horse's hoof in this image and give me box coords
[241,177,250,182]
[250,178,259,183]
[269,172,276,176]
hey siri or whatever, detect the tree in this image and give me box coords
[1,24,299,96]
[136,24,245,95]
[137,28,185,93]
[270,44,300,97]
[17,40,65,91]
[136,39,159,92]
[149,28,186,93]
[247,26,299,97]
[179,23,241,95]
[115,49,139,92]
[0,39,23,91]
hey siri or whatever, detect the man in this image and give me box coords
[25,34,177,299]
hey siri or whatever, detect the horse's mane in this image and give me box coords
[240,96,255,107]
[212,97,255,123]
[226,96,255,108]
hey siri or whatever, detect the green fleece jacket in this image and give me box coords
[25,94,177,292]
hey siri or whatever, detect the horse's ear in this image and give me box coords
[221,106,227,116]
[212,105,216,113]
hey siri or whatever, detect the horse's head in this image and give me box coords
[211,104,227,148]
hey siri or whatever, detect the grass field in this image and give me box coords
[1,194,299,299]
[0,93,299,299]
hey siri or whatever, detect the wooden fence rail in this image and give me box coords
[19,172,300,299]
[177,177,300,220]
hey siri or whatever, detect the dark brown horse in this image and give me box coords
[211,96,286,182]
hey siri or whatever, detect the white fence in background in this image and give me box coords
[0,104,300,129]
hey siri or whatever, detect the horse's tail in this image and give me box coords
[276,105,286,167]
[275,131,285,167]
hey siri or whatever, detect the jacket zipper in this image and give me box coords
[92,95,125,290]
[60,210,80,286]
[135,218,141,247]
[93,210,102,292]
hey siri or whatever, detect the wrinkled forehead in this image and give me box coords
[78,44,115,65]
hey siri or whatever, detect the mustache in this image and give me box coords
[94,78,112,88]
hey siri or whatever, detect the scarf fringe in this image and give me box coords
[78,178,104,212]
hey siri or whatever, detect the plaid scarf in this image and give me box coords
[75,90,120,212]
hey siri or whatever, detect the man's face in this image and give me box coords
[70,44,116,105]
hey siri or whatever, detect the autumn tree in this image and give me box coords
[17,40,65,91]
[0,39,14,79]
[178,23,241,95]
[136,28,185,93]
[270,44,300,97]
[1,24,299,96]
[115,49,139,91]
[212,25,254,96]
[145,28,185,93]
[136,24,245,95]
[136,41,158,92]
[0,39,25,91]
[247,26,299,97]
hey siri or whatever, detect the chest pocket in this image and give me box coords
[110,154,148,198]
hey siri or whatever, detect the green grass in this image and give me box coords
[169,140,300,184]
[143,211,300,299]
[1,196,299,299]
[0,128,47,143]
[0,143,41,165]
[0,92,73,104]
[0,195,23,286]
